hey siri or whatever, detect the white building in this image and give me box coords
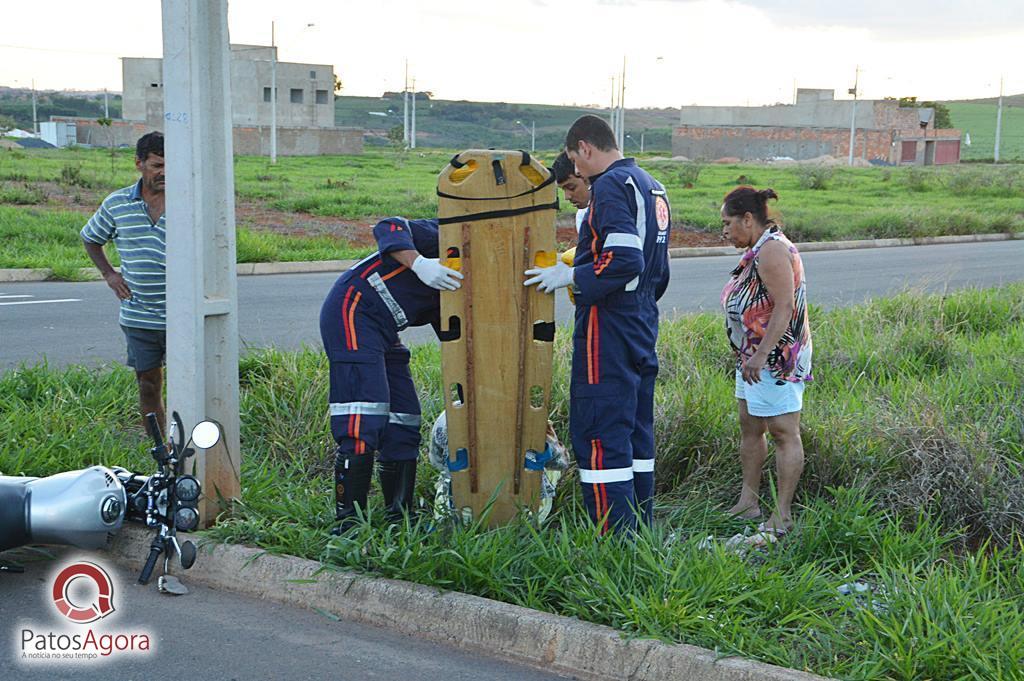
[122,44,335,129]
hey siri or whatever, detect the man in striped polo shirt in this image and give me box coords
[81,132,167,437]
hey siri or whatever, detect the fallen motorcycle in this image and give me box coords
[0,410,218,585]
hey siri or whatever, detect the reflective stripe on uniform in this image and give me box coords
[578,466,634,484]
[633,458,655,473]
[366,272,409,329]
[623,176,647,292]
[329,401,390,416]
[604,232,643,250]
[388,412,422,427]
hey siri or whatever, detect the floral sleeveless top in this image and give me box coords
[721,227,813,382]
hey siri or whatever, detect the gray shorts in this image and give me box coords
[121,325,166,373]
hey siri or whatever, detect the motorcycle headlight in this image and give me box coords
[174,506,199,532]
[174,475,201,503]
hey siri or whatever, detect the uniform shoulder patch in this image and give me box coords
[655,195,670,232]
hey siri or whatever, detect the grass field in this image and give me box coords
[3,284,1022,679]
[2,146,1023,278]
[946,101,1024,162]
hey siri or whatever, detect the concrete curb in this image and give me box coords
[104,526,828,681]
[3,232,1020,283]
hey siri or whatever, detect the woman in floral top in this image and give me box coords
[720,187,812,535]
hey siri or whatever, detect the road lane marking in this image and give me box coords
[0,298,82,306]
[0,294,33,299]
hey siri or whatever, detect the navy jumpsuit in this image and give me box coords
[319,217,442,463]
[570,158,671,533]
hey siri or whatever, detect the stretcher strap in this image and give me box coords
[437,199,559,225]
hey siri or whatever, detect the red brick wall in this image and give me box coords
[672,125,894,162]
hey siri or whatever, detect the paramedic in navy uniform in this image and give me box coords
[320,217,462,535]
[525,115,671,534]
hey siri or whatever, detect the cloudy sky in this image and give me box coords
[1,0,1021,106]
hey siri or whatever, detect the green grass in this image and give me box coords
[946,102,1024,162]
[3,284,1023,679]
[646,160,1024,241]
[2,147,1023,278]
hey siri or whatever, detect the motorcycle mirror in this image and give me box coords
[190,421,221,449]
[179,540,197,569]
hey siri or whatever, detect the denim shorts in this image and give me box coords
[121,325,166,373]
[734,368,805,417]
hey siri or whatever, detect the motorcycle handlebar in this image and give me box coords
[138,539,163,585]
[145,414,164,448]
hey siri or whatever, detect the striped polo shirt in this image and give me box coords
[80,180,166,330]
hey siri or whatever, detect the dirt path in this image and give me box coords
[30,180,724,249]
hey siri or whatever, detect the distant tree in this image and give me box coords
[0,114,16,134]
[891,96,953,129]
[919,102,953,129]
[334,75,343,95]
[387,124,404,147]
[97,117,116,173]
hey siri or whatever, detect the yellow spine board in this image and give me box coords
[437,150,557,527]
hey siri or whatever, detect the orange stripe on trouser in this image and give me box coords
[597,439,608,534]
[587,306,600,384]
[347,413,366,455]
[348,292,362,351]
[590,439,603,524]
[341,286,354,350]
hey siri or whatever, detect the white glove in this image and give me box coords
[523,261,574,294]
[412,255,464,291]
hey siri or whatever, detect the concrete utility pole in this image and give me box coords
[848,65,859,166]
[994,76,1004,163]
[403,60,410,147]
[31,79,37,134]
[410,78,416,149]
[270,21,277,164]
[618,56,626,150]
[609,75,617,142]
[103,89,109,119]
[161,0,241,527]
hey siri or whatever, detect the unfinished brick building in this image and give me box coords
[672,89,961,165]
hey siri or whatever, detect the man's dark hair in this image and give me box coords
[136,132,164,161]
[550,151,578,183]
[565,114,618,153]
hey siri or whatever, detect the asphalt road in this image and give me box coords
[1,240,1022,371]
[0,547,571,681]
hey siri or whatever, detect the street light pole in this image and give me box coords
[848,66,859,167]
[410,78,416,149]
[994,76,1004,163]
[515,120,535,152]
[270,21,277,164]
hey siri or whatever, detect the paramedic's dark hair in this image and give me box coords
[135,132,164,161]
[551,152,578,183]
[565,115,618,154]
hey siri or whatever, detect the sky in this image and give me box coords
[1,0,1022,107]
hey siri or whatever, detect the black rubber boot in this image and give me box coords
[330,451,374,536]
[378,459,418,523]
